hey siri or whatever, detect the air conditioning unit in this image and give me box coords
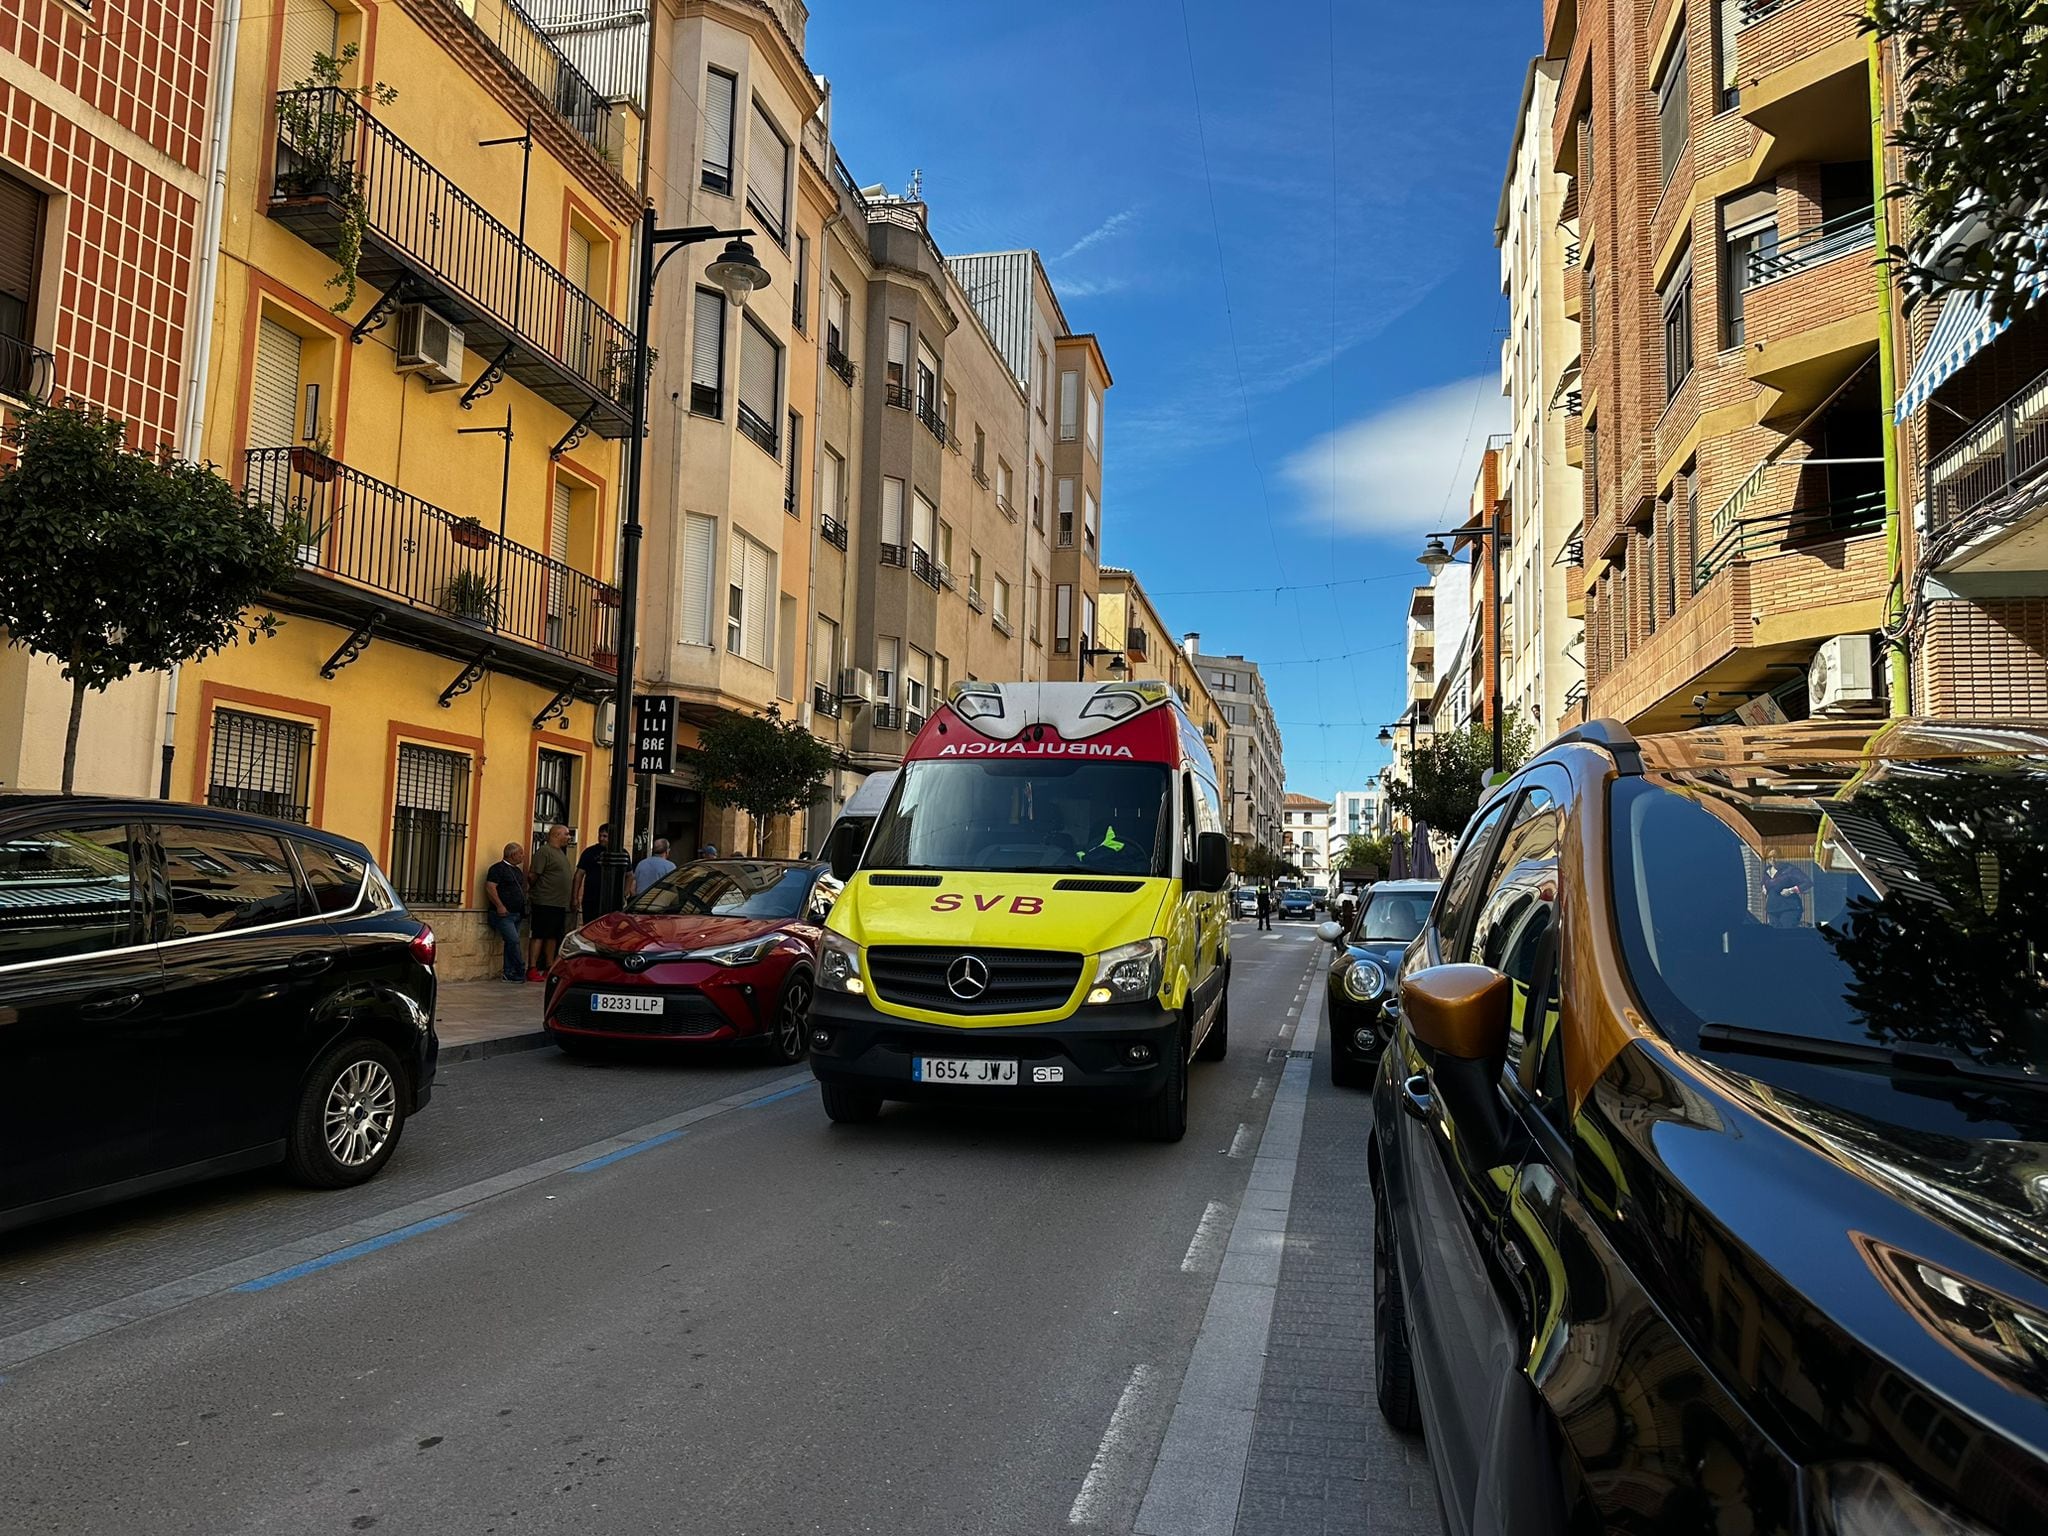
[1809,634,1877,715]
[394,304,465,386]
[838,666,875,706]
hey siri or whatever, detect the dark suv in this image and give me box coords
[1369,719,2048,1536]
[0,796,439,1232]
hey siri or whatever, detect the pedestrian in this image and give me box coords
[483,843,528,983]
[1255,884,1272,931]
[572,822,611,926]
[699,843,718,858]
[527,823,574,978]
[629,836,677,900]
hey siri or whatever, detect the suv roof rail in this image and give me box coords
[1552,718,1644,774]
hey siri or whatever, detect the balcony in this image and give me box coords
[270,88,635,435]
[738,401,779,457]
[1127,628,1149,658]
[911,546,942,590]
[1058,513,1075,548]
[812,683,842,720]
[991,612,1014,639]
[1696,484,1886,587]
[916,397,948,444]
[825,342,856,385]
[1747,207,1874,287]
[872,703,899,731]
[880,542,906,568]
[243,446,616,687]
[1738,0,1869,174]
[884,380,913,411]
[1745,222,1879,419]
[820,511,849,551]
[442,0,618,168]
[0,333,55,404]
[967,585,984,614]
[1926,365,2048,570]
[996,493,1017,523]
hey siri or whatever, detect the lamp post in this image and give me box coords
[602,209,770,912]
[1078,644,1129,680]
[1417,517,1507,775]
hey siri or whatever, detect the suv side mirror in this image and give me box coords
[1316,921,1345,946]
[1401,964,1512,1062]
[1195,831,1231,893]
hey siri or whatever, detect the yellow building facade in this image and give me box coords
[173,0,643,974]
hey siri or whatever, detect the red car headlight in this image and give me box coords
[688,935,783,967]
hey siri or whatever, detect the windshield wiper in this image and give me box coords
[1696,1021,2048,1092]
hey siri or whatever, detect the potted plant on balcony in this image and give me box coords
[442,568,500,626]
[449,516,491,550]
[271,45,399,316]
[289,431,339,485]
[594,583,622,609]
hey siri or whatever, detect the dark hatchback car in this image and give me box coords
[1,796,438,1233]
[1277,887,1318,920]
[544,858,833,1058]
[1370,719,2048,1536]
[1318,878,1436,1087]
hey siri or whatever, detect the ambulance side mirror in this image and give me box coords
[1195,832,1231,893]
[826,823,863,882]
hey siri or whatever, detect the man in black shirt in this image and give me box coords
[572,823,612,927]
[484,843,529,982]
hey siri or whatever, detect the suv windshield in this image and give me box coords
[630,862,818,919]
[1357,889,1430,944]
[864,760,1172,876]
[1610,762,2048,1071]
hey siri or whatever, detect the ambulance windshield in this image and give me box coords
[863,759,1173,877]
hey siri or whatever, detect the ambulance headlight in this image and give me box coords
[1086,937,1164,1004]
[819,931,865,995]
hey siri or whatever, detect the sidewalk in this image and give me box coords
[434,978,553,1063]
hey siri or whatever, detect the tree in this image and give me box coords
[1340,833,1393,876]
[1229,840,1291,883]
[1386,712,1536,839]
[685,708,838,854]
[0,400,295,791]
[1867,0,2048,320]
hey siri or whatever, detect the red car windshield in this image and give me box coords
[628,862,819,920]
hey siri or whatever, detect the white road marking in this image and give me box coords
[1227,1123,1254,1159]
[1251,1075,1269,1099]
[1069,1363,1160,1526]
[1181,1200,1230,1274]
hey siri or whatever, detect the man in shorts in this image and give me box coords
[528,824,575,978]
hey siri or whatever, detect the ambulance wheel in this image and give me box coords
[1137,1018,1190,1143]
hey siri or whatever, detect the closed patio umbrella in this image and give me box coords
[1410,822,1440,883]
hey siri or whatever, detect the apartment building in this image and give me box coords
[1092,569,1226,751]
[1192,644,1282,851]
[1551,0,1891,732]
[1497,57,1586,738]
[144,0,643,975]
[1,0,223,793]
[1329,787,1384,864]
[1281,793,1331,877]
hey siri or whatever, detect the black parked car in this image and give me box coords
[0,796,438,1233]
[1370,719,2048,1536]
[1318,878,1436,1087]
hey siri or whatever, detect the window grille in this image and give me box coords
[206,709,313,823]
[534,748,575,845]
[391,743,472,906]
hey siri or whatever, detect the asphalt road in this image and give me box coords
[0,923,1365,1536]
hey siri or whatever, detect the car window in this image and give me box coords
[1356,889,1430,944]
[294,840,370,914]
[1431,797,1512,956]
[631,863,820,919]
[0,823,141,966]
[159,824,308,937]
[1462,787,1566,1115]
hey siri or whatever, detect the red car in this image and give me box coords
[544,858,834,1059]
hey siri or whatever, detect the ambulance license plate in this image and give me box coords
[914,1056,1018,1085]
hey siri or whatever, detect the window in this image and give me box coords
[995,459,1013,513]
[1584,261,1597,357]
[826,281,849,360]
[534,747,576,843]
[1434,796,1512,954]
[1643,517,1659,635]
[944,385,957,443]
[160,825,305,937]
[691,288,725,416]
[1661,256,1695,401]
[1028,569,1043,644]
[970,551,984,602]
[390,744,472,907]
[1057,477,1076,546]
[813,614,839,691]
[882,477,905,554]
[294,840,367,914]
[1662,477,1681,616]
[876,636,899,714]
[938,519,954,576]
[747,100,789,244]
[726,529,774,666]
[1721,187,1778,347]
[916,341,940,416]
[1033,459,1045,530]
[0,823,137,966]
[1656,29,1690,188]
[911,491,936,558]
[822,447,845,530]
[1036,343,1049,417]
[1083,488,1099,552]
[1056,582,1073,651]
[993,574,1011,624]
[1715,0,1742,109]
[278,0,339,85]
[792,233,809,333]
[249,316,305,450]
[548,476,575,645]
[702,68,737,193]
[1081,594,1097,653]
[1058,369,1079,440]
[738,312,781,455]
[680,510,717,647]
[1085,385,1100,457]
[885,320,910,399]
[905,646,932,730]
[973,425,986,479]
[208,709,314,822]
[785,410,802,512]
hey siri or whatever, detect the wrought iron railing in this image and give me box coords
[995,493,1017,522]
[1746,207,1875,287]
[884,379,913,410]
[1738,0,1791,22]
[1057,513,1075,547]
[738,401,778,456]
[1563,390,1584,418]
[872,703,899,731]
[917,397,947,443]
[826,341,855,384]
[972,465,990,489]
[1695,486,1886,586]
[270,87,634,417]
[812,683,842,720]
[0,333,54,403]
[1927,364,2048,528]
[911,546,941,589]
[447,0,616,164]
[880,542,906,567]
[243,445,616,668]
[820,511,848,550]
[1563,240,1581,269]
[991,612,1013,638]
[968,586,984,613]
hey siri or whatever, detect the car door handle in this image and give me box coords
[1400,1073,1433,1122]
[81,991,144,1019]
[290,951,337,976]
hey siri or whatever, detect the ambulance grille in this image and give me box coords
[866,946,1083,1016]
[868,873,942,886]
[1052,878,1143,894]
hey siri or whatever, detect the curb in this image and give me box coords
[440,1029,553,1065]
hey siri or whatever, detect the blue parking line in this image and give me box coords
[747,1084,810,1108]
[234,1212,468,1292]
[569,1128,686,1172]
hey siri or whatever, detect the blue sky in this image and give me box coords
[808,0,1531,807]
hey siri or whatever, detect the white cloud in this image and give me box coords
[1057,206,1139,262]
[1281,376,1509,538]
[1055,274,1133,299]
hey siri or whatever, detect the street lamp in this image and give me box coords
[602,211,771,911]
[1415,518,1507,774]
[1078,643,1129,680]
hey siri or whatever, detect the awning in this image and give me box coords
[1896,275,2048,422]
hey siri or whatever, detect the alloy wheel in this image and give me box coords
[776,974,811,1060]
[324,1059,398,1168]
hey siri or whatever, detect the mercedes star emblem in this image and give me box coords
[946,953,990,1000]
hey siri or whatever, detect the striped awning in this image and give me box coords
[1896,274,2048,422]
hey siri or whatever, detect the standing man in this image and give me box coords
[572,822,611,928]
[528,824,574,979]
[629,837,677,899]
[484,843,529,983]
[1255,884,1272,932]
